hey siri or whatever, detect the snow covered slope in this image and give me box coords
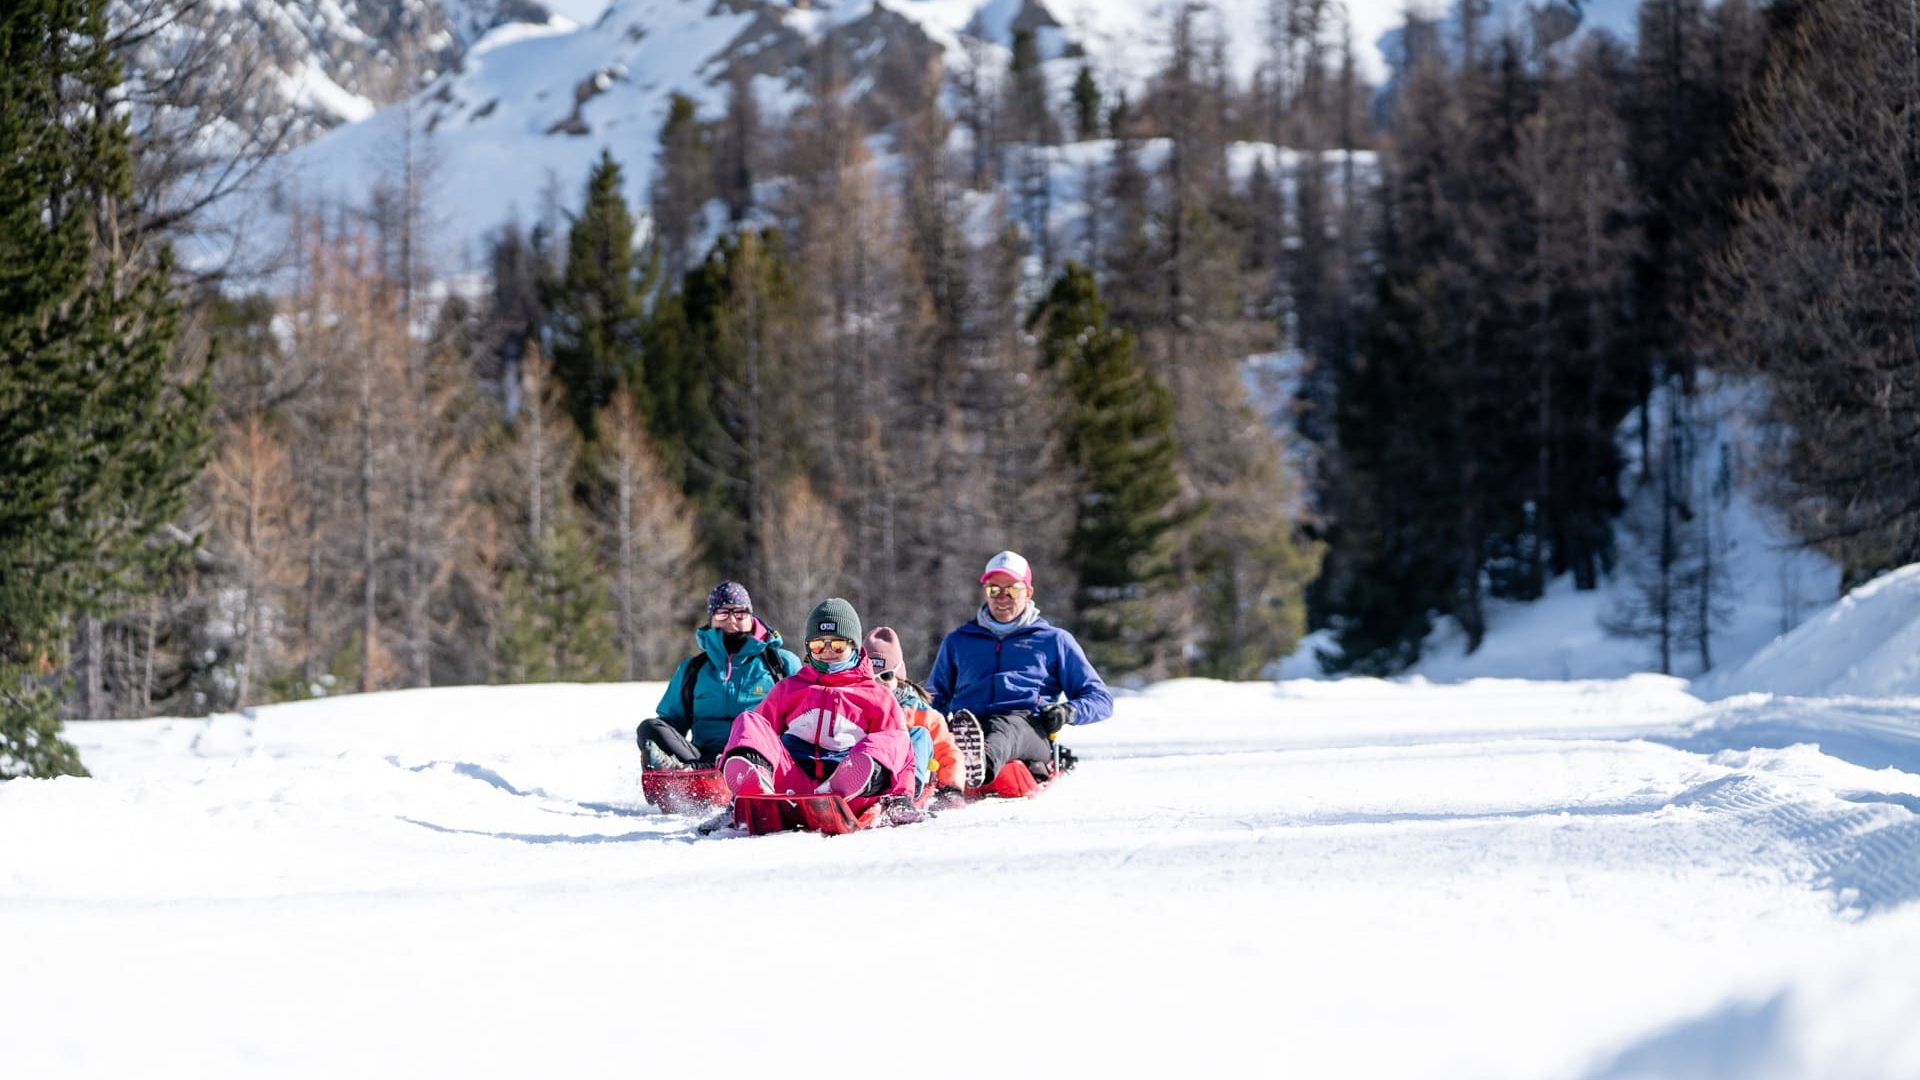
[6,669,1920,1078]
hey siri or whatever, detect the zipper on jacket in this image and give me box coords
[813,689,829,782]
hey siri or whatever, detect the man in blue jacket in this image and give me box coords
[926,551,1113,787]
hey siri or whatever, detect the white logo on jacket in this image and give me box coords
[784,706,864,753]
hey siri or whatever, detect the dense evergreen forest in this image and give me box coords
[5,0,1914,778]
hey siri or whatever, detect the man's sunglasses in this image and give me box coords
[807,637,855,657]
[983,583,1027,598]
[712,606,752,618]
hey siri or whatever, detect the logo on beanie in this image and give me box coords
[818,620,838,633]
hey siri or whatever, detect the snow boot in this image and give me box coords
[723,753,773,797]
[948,709,988,790]
[877,795,928,827]
[828,751,891,801]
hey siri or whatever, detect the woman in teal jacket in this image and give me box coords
[636,582,802,769]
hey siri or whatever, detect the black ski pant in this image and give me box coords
[981,712,1054,781]
[636,718,705,768]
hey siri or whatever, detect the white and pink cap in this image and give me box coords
[979,550,1033,587]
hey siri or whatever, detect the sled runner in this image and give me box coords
[641,768,731,814]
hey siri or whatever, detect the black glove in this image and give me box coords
[932,785,968,810]
[1037,702,1073,735]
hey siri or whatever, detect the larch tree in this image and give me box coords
[206,417,299,707]
[1710,0,1920,573]
[592,391,700,680]
[1008,28,1059,273]
[496,345,619,683]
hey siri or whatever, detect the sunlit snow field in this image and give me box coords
[7,668,1920,1079]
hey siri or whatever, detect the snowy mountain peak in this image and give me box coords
[116,0,567,147]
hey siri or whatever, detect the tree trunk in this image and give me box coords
[359,335,378,694]
[78,616,102,719]
[237,448,260,708]
[142,594,158,715]
[617,447,636,681]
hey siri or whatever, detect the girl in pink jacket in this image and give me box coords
[720,597,915,811]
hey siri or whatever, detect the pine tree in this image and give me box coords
[1032,265,1183,675]
[714,69,760,224]
[1513,39,1643,593]
[638,228,810,585]
[1070,65,1102,141]
[638,280,702,489]
[651,94,714,282]
[482,221,548,406]
[1323,268,1458,673]
[2,0,212,777]
[496,505,621,684]
[547,150,645,438]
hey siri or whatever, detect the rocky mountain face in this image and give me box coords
[113,0,555,149]
[184,0,1618,274]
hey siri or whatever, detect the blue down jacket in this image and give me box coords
[925,614,1113,727]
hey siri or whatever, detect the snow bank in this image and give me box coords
[1698,564,1920,700]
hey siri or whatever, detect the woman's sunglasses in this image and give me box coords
[807,637,855,657]
[712,606,752,619]
[868,657,898,682]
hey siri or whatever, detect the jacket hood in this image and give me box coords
[955,612,1053,640]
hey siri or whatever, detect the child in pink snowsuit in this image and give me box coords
[720,597,915,811]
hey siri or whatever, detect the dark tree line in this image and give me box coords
[1709,0,1920,579]
[1314,0,1777,674]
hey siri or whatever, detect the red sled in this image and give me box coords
[731,777,938,835]
[732,793,881,835]
[641,768,731,814]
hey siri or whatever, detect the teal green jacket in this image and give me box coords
[656,623,802,758]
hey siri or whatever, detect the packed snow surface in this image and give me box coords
[7,670,1920,1078]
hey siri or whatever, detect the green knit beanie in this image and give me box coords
[804,597,862,646]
